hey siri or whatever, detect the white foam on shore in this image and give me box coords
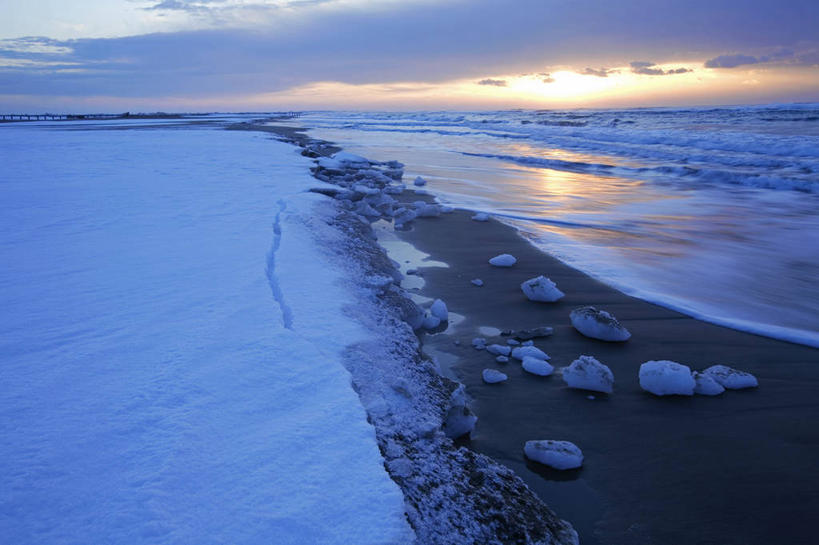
[505,220,819,348]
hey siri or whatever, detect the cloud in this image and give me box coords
[1,0,818,105]
[477,78,507,87]
[704,47,818,68]
[540,73,555,84]
[704,53,761,68]
[582,67,615,78]
[630,61,691,75]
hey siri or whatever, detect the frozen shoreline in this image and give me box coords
[257,119,819,545]
[297,109,819,350]
[243,120,579,544]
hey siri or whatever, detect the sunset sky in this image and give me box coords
[1,0,818,111]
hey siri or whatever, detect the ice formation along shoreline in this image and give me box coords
[246,120,579,545]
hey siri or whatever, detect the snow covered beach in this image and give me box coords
[0,117,578,545]
[3,113,818,545]
[0,119,417,543]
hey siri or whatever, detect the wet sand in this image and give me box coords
[394,205,819,545]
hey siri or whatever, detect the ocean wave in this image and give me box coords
[463,152,819,192]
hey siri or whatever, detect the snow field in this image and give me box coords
[0,124,412,544]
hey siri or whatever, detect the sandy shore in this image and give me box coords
[396,204,819,545]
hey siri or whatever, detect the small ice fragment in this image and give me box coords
[587,395,596,400]
[454,340,461,346]
[414,202,441,217]
[430,299,448,321]
[511,346,549,361]
[472,337,487,350]
[422,314,441,330]
[413,176,427,186]
[563,355,614,394]
[489,254,517,267]
[365,274,394,289]
[506,339,520,345]
[354,201,381,217]
[693,371,725,396]
[486,344,512,357]
[702,365,758,390]
[440,205,455,213]
[570,306,631,342]
[317,156,342,169]
[524,440,583,470]
[393,208,417,225]
[443,405,477,439]
[522,357,554,376]
[522,340,534,346]
[639,360,695,396]
[521,276,565,302]
[332,151,369,165]
[482,369,508,384]
[471,212,490,222]
[471,278,484,287]
[495,355,509,363]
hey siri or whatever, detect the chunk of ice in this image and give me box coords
[471,278,484,287]
[524,440,583,470]
[486,344,512,357]
[639,360,695,396]
[495,355,509,363]
[570,306,631,342]
[421,314,441,330]
[489,254,517,267]
[443,405,477,439]
[511,346,550,361]
[414,201,441,217]
[702,365,758,390]
[521,276,565,302]
[472,337,487,350]
[562,355,614,394]
[471,212,489,222]
[522,357,554,376]
[413,176,427,186]
[482,369,508,384]
[430,299,448,321]
[333,151,369,164]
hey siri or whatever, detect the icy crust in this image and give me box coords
[570,306,631,342]
[521,276,565,303]
[320,204,577,545]
[524,441,584,470]
[639,360,696,396]
[489,253,517,267]
[286,135,578,544]
[702,364,758,389]
[562,356,614,394]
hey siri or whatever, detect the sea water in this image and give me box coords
[300,105,819,347]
